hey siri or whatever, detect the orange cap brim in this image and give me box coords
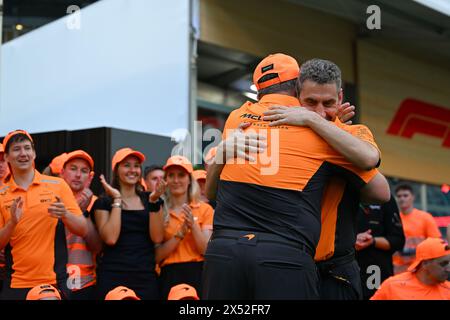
[112,151,145,171]
[65,151,94,171]
[163,163,193,174]
[407,260,422,272]
[2,130,33,152]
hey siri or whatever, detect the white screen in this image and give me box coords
[0,0,190,137]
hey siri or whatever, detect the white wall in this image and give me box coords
[0,0,190,137]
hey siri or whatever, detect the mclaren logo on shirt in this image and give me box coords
[243,234,256,240]
[240,113,262,121]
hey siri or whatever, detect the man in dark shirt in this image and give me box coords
[356,195,405,299]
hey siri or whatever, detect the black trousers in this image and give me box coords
[69,284,96,300]
[202,229,319,300]
[159,261,203,300]
[317,256,363,300]
[96,270,159,300]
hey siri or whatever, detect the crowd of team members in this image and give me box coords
[0,136,212,300]
[0,54,448,300]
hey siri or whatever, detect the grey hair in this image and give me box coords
[297,59,342,93]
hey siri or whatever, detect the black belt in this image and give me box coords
[316,252,355,274]
[211,229,314,256]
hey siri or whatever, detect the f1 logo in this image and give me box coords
[386,98,450,148]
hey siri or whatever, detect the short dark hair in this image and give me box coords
[297,58,342,93]
[257,79,297,98]
[395,184,414,195]
[144,165,164,180]
[5,134,35,153]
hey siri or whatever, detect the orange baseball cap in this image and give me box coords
[167,283,199,300]
[64,150,94,171]
[408,238,450,272]
[49,153,68,175]
[2,129,34,152]
[192,169,207,181]
[163,155,193,174]
[26,284,62,300]
[0,143,4,154]
[112,148,146,171]
[105,286,141,300]
[253,53,300,90]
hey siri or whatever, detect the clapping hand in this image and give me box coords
[99,174,121,199]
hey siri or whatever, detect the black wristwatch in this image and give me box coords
[149,197,164,212]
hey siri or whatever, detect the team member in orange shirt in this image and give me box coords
[60,150,102,300]
[0,130,87,300]
[203,54,388,300]
[156,156,213,300]
[42,153,68,177]
[371,237,450,300]
[205,58,389,300]
[192,170,208,203]
[262,59,391,300]
[393,184,441,274]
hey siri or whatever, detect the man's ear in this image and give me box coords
[338,88,344,105]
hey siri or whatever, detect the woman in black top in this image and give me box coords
[92,148,165,300]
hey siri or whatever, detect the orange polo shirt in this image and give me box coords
[315,121,381,261]
[221,97,378,193]
[393,208,441,274]
[66,195,98,291]
[371,271,450,300]
[160,201,214,268]
[217,95,378,253]
[0,170,82,288]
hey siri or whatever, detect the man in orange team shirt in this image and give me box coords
[0,130,87,300]
[60,150,102,300]
[202,54,388,300]
[371,237,450,300]
[393,184,441,274]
